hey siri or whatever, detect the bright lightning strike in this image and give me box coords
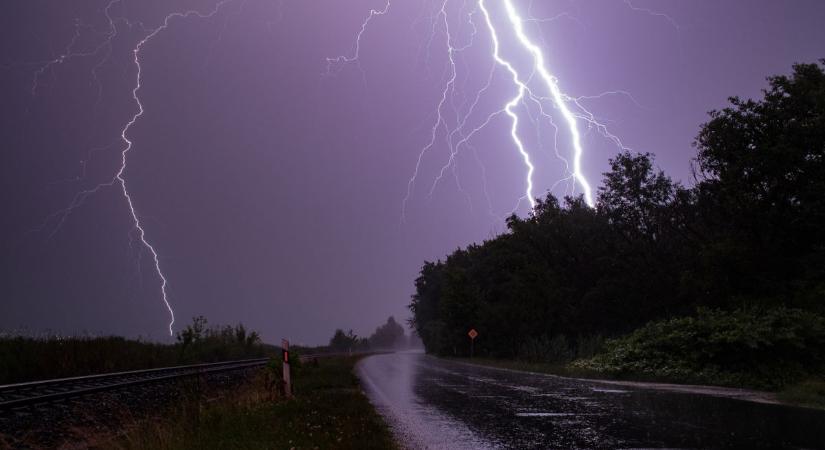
[499,0,594,206]
[327,0,636,220]
[418,0,623,214]
[32,0,234,336]
[477,0,536,208]
[326,0,634,219]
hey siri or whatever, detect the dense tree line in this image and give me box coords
[409,61,825,361]
[328,316,407,352]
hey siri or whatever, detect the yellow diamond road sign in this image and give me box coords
[468,329,478,339]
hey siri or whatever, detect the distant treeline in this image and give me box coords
[408,62,825,385]
[0,317,271,384]
[326,316,421,352]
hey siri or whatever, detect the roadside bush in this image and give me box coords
[571,307,825,389]
[778,379,825,409]
[0,336,177,384]
[0,317,272,384]
[176,317,266,363]
[518,335,573,363]
[575,334,604,359]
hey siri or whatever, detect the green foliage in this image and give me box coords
[366,316,406,350]
[110,357,397,450]
[329,329,361,352]
[265,348,303,384]
[408,61,825,387]
[572,308,825,389]
[326,316,408,353]
[409,174,687,358]
[575,334,605,359]
[778,379,825,409]
[691,60,825,307]
[0,317,269,385]
[0,336,175,385]
[175,316,264,364]
[518,335,573,364]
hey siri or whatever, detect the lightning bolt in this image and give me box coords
[30,0,235,336]
[479,0,546,210]
[623,0,681,31]
[485,0,643,210]
[29,19,110,98]
[16,0,657,335]
[498,0,594,206]
[404,0,464,220]
[324,1,391,78]
[326,0,634,220]
[526,0,585,29]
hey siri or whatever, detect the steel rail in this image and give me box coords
[0,358,269,410]
[0,352,365,410]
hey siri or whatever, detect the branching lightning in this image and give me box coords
[477,0,536,207]
[623,0,681,31]
[30,0,234,336]
[324,1,391,78]
[327,0,639,221]
[501,0,594,206]
[21,0,669,334]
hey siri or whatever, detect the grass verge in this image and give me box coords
[451,357,825,410]
[104,356,397,450]
[778,379,825,410]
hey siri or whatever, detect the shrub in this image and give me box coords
[572,307,825,389]
[0,318,270,384]
[575,334,604,359]
[518,335,574,363]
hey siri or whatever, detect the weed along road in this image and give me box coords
[357,352,825,449]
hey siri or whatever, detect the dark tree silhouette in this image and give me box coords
[329,329,359,351]
[367,316,406,350]
[408,61,825,382]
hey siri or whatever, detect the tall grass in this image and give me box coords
[102,356,398,450]
[0,319,274,384]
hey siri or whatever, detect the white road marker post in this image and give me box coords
[282,338,292,398]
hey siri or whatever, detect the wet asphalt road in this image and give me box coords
[357,352,825,449]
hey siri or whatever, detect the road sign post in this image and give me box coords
[467,328,478,358]
[282,338,292,398]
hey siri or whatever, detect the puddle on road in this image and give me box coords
[357,353,499,450]
[358,352,825,449]
[591,388,630,393]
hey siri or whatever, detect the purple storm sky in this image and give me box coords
[1,0,823,344]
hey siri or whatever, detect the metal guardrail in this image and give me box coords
[0,358,269,410]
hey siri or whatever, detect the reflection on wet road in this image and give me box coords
[357,352,825,449]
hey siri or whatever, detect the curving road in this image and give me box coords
[357,352,825,449]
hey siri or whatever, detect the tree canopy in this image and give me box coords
[409,61,825,359]
[367,316,406,350]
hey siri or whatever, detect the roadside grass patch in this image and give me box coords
[107,356,397,450]
[778,379,825,410]
[0,320,271,385]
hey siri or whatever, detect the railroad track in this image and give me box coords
[0,358,269,410]
[0,351,364,411]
